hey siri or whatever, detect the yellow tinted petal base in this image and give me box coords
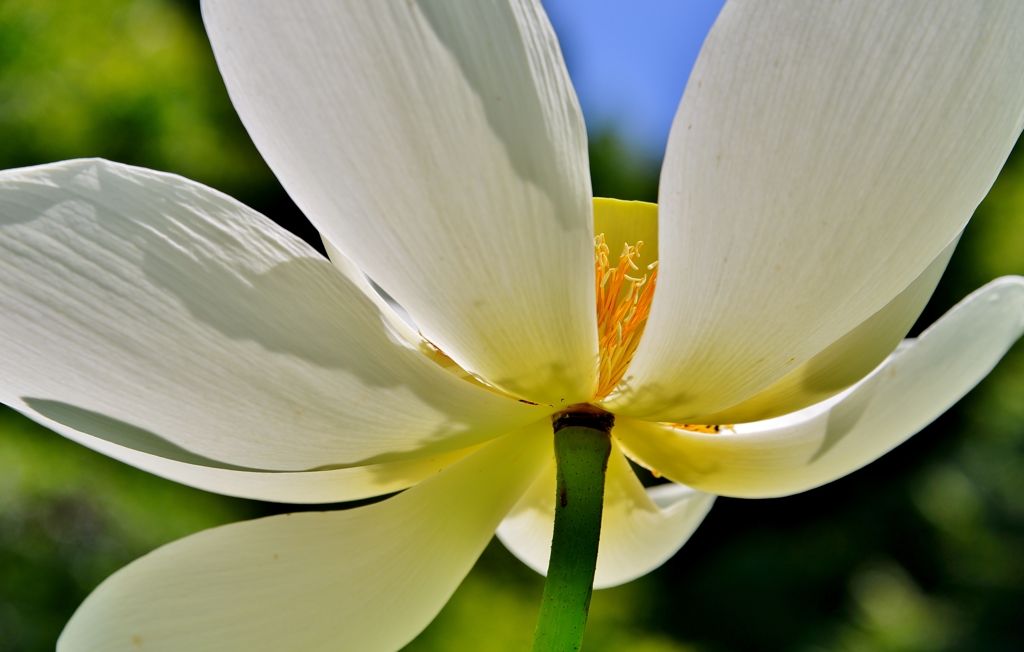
[593,198,659,398]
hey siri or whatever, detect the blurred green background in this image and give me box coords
[2,1,1023,650]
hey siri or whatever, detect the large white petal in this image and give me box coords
[615,277,1024,498]
[692,235,956,423]
[612,1,1024,421]
[203,0,597,405]
[58,422,551,652]
[0,160,549,474]
[496,440,714,589]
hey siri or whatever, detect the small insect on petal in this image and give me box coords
[664,423,735,434]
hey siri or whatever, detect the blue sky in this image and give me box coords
[542,0,726,157]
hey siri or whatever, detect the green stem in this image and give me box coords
[531,410,613,652]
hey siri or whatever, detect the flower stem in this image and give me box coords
[531,410,613,652]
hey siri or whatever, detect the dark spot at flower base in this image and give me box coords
[552,409,614,434]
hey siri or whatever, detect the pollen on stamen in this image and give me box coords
[595,233,659,398]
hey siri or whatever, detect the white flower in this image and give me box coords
[0,1,1022,650]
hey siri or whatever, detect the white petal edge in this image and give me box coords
[322,234,512,394]
[202,0,597,405]
[613,1,1024,421]
[58,420,551,652]
[13,401,490,503]
[615,277,1024,498]
[496,440,715,589]
[691,234,957,423]
[0,160,549,472]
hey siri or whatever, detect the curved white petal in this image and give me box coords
[0,160,549,474]
[693,235,957,423]
[322,234,520,395]
[615,277,1024,498]
[58,422,551,652]
[14,400,486,503]
[613,1,1024,421]
[203,0,597,405]
[496,440,714,589]
[322,235,421,342]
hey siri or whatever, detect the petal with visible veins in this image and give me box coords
[614,1,1024,421]
[0,160,549,474]
[203,0,598,405]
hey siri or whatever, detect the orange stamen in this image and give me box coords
[594,234,659,397]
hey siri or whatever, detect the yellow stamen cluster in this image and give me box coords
[595,233,659,397]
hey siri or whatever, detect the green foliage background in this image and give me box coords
[1,1,1023,650]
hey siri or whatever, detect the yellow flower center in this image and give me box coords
[594,233,658,398]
